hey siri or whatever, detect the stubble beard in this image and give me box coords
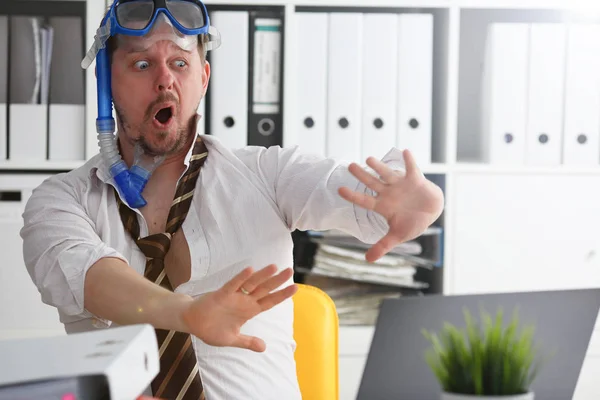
[114,104,192,157]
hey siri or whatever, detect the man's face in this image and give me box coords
[110,30,210,157]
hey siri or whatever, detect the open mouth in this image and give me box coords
[154,106,173,125]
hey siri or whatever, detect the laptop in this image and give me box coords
[356,288,600,400]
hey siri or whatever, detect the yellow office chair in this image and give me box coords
[293,283,339,400]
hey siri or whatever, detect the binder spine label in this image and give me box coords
[252,18,281,115]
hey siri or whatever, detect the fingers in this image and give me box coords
[338,187,377,210]
[251,267,294,299]
[366,157,400,183]
[365,233,400,263]
[232,334,266,353]
[258,283,298,311]
[221,266,254,294]
[224,264,294,298]
[236,264,278,294]
[347,163,385,193]
[349,149,420,190]
[402,149,422,179]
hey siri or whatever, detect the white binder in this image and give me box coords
[480,23,530,165]
[291,12,328,157]
[525,23,566,166]
[0,16,7,161]
[9,16,48,162]
[48,16,85,161]
[361,13,398,161]
[0,324,159,400]
[208,11,249,150]
[562,23,600,166]
[396,13,433,165]
[327,12,363,162]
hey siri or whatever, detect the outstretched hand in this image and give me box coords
[338,149,444,263]
[181,265,297,352]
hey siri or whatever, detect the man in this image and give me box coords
[20,0,444,399]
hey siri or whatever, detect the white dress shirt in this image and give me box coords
[20,134,403,399]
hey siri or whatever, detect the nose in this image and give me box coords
[155,63,175,92]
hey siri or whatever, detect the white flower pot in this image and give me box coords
[441,392,534,400]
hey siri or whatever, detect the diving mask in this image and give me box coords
[82,0,221,69]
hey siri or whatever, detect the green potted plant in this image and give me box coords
[422,306,548,400]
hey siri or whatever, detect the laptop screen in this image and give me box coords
[356,288,600,400]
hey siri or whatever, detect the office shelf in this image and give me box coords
[0,160,85,172]
[205,0,452,8]
[203,0,600,11]
[452,162,600,175]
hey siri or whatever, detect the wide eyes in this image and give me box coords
[135,60,150,70]
[133,60,187,70]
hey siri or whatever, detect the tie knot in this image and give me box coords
[136,233,172,260]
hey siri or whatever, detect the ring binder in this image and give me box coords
[206,6,285,150]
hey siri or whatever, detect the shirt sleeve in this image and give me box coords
[237,145,406,244]
[20,174,127,325]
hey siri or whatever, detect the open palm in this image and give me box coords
[181,265,297,352]
[338,149,444,262]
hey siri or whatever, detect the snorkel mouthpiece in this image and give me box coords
[111,161,148,209]
[111,147,165,209]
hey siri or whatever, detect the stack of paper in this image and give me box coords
[296,228,444,325]
[312,244,424,288]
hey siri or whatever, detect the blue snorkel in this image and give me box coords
[96,38,158,209]
[81,0,219,209]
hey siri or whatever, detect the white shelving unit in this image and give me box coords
[0,160,87,171]
[2,0,600,399]
[257,1,599,399]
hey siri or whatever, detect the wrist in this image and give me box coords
[165,292,195,333]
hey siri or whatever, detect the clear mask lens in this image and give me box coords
[115,0,206,31]
[116,0,155,30]
[166,0,205,29]
[116,12,198,52]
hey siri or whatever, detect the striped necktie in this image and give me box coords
[116,135,208,400]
